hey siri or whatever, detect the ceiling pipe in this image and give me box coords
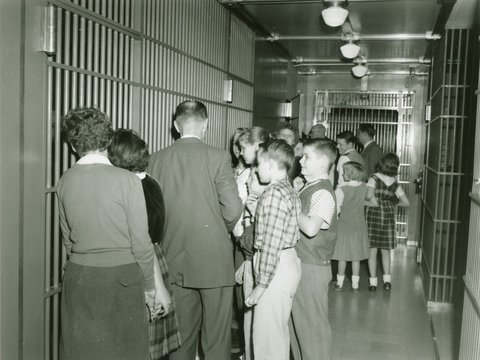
[297,70,429,76]
[293,57,431,65]
[260,33,441,41]
[219,0,435,4]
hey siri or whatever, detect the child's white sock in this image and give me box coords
[336,274,345,287]
[383,274,391,283]
[369,277,378,286]
[351,275,360,289]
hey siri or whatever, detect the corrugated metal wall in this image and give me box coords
[421,28,477,303]
[44,1,255,358]
[314,90,413,241]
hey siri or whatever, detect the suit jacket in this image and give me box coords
[147,137,242,288]
[361,141,384,178]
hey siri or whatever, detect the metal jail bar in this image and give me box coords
[43,1,255,358]
[315,90,414,241]
[421,28,474,304]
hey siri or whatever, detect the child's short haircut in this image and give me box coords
[238,126,270,145]
[258,139,295,172]
[303,139,337,165]
[343,161,366,182]
[377,152,400,177]
[336,130,356,145]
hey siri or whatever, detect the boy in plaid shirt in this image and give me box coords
[244,139,302,360]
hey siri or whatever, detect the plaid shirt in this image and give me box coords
[254,177,301,288]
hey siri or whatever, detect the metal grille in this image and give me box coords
[421,28,474,303]
[459,35,480,358]
[45,1,137,359]
[44,1,254,358]
[315,90,414,241]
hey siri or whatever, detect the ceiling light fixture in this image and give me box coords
[352,64,368,78]
[340,41,360,59]
[321,1,349,27]
[352,57,368,78]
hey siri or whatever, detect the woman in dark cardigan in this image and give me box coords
[57,108,156,359]
[109,128,181,359]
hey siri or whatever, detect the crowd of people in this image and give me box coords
[56,100,409,360]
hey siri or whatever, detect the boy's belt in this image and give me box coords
[282,246,294,250]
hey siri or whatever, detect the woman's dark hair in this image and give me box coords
[108,129,150,172]
[377,152,400,177]
[62,107,113,156]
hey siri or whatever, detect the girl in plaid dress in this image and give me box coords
[109,129,181,359]
[365,153,409,291]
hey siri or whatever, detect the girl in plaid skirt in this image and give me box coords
[365,153,410,291]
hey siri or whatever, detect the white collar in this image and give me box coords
[135,172,147,180]
[181,134,201,140]
[76,154,112,165]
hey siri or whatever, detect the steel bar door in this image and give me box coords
[315,90,414,242]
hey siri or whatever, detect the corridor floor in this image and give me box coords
[329,245,437,360]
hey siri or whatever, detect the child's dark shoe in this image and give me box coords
[368,285,377,292]
[352,287,360,294]
[334,283,343,292]
[383,282,392,291]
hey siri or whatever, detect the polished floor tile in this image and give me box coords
[329,245,437,360]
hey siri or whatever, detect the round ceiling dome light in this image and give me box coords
[340,42,360,59]
[321,4,349,27]
[351,64,368,78]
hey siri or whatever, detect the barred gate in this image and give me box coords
[314,90,414,241]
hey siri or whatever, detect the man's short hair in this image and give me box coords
[258,139,295,172]
[303,138,337,164]
[175,100,208,125]
[336,130,356,145]
[358,123,376,139]
[309,124,326,139]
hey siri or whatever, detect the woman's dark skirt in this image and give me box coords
[60,261,150,360]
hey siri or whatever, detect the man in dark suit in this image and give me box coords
[357,123,384,178]
[148,100,242,360]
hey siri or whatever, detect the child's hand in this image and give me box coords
[293,177,305,192]
[248,170,265,196]
[245,286,266,307]
[153,285,173,318]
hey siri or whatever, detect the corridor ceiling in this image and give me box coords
[219,0,477,77]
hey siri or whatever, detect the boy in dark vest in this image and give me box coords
[289,139,338,360]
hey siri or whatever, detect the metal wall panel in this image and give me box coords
[229,15,255,82]
[315,90,413,240]
[44,2,256,357]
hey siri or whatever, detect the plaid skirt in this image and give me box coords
[149,244,182,359]
[365,201,396,249]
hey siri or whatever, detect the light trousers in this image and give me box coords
[242,260,254,360]
[252,249,301,360]
[290,263,332,360]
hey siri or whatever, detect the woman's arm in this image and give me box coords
[152,255,173,318]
